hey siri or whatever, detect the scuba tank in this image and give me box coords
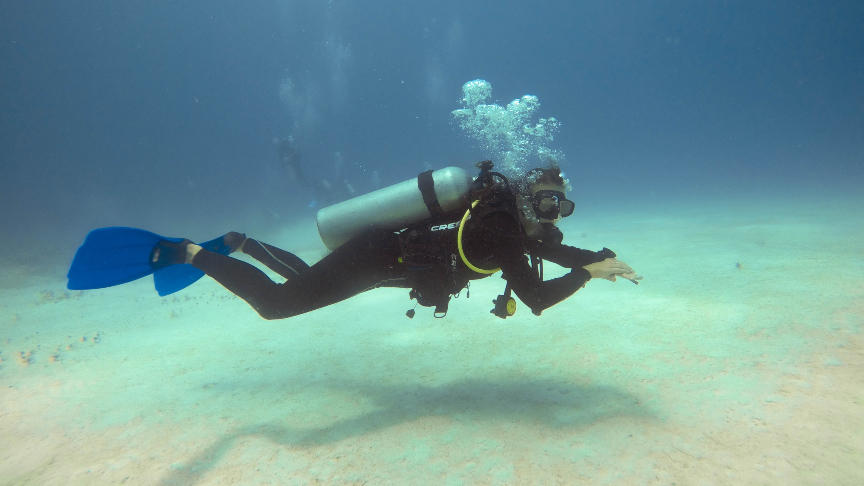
[316,167,474,251]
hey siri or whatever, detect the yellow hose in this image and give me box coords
[457,200,501,274]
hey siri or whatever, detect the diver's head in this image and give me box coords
[515,165,574,240]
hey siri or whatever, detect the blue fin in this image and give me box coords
[152,235,232,296]
[67,227,183,290]
[152,264,203,297]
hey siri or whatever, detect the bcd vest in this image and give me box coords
[397,186,526,317]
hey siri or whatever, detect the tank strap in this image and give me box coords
[417,170,444,217]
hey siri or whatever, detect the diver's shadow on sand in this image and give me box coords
[161,379,649,485]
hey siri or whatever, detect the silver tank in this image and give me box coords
[316,166,473,250]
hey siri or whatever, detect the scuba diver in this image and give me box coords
[310,177,356,208]
[309,151,358,208]
[279,137,306,186]
[67,161,640,319]
[280,142,356,208]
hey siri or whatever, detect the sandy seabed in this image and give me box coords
[1,193,863,485]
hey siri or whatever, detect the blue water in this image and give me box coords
[1,0,861,263]
[1,2,863,483]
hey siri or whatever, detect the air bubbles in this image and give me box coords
[460,79,493,107]
[451,80,564,178]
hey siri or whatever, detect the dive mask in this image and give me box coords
[532,190,575,220]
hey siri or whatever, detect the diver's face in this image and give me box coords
[517,182,572,236]
[531,182,571,223]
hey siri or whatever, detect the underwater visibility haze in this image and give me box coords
[1,1,863,484]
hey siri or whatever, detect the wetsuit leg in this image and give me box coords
[191,231,407,319]
[241,239,310,280]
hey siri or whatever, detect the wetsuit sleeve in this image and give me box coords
[529,242,615,269]
[498,247,592,314]
[484,214,593,314]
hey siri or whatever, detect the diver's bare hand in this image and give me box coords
[583,258,641,283]
[618,272,643,284]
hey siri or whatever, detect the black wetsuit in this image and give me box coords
[190,207,612,320]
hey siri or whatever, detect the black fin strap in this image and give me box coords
[417,170,444,217]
